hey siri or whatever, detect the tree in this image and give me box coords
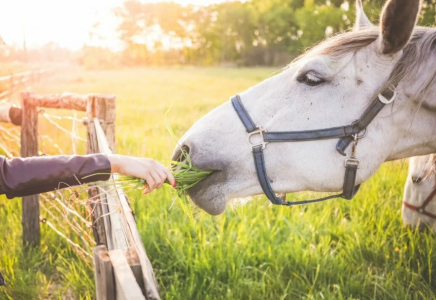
[111,0,436,67]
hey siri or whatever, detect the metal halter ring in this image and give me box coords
[351,120,367,140]
[247,126,268,150]
[378,85,397,104]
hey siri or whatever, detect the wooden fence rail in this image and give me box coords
[91,118,160,300]
[0,69,50,102]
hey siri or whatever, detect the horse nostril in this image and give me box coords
[412,176,423,184]
[171,145,190,162]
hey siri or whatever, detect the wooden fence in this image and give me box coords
[0,80,161,299]
[0,69,50,102]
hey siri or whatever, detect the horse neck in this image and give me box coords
[388,60,436,160]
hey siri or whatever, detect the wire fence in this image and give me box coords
[0,71,160,299]
[0,70,95,263]
[0,70,49,103]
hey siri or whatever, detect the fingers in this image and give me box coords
[152,170,165,189]
[162,167,176,187]
[157,168,171,189]
[136,158,177,194]
[144,173,155,193]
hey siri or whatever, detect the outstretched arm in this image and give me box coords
[0,154,175,199]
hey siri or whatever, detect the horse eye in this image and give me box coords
[297,73,325,86]
[412,176,423,184]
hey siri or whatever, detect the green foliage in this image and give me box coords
[2,67,436,299]
[111,0,436,66]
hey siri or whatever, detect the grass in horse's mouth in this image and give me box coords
[113,152,213,198]
[99,104,213,198]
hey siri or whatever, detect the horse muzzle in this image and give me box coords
[171,141,231,215]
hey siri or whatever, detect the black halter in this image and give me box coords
[231,86,397,206]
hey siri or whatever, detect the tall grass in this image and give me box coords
[0,67,435,299]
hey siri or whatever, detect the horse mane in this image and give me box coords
[432,154,436,176]
[294,26,436,101]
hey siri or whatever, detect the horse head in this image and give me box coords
[403,155,436,231]
[174,0,436,215]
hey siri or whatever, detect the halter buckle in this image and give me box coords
[247,127,268,150]
[344,157,360,167]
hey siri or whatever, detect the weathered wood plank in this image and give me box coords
[27,93,88,111]
[94,245,116,300]
[126,247,146,296]
[94,118,160,300]
[109,249,146,300]
[94,119,132,252]
[88,95,160,299]
[86,97,110,248]
[20,92,40,247]
[89,187,108,246]
[128,220,160,300]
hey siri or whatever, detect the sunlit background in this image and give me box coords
[0,0,229,49]
[1,1,436,299]
[0,0,435,68]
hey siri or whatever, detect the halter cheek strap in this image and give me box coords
[231,86,396,206]
[232,95,360,206]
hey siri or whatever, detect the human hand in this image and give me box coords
[108,154,176,193]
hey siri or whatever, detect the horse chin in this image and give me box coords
[186,172,229,215]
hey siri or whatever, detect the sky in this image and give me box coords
[0,0,227,51]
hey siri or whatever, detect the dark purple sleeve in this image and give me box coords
[0,154,112,199]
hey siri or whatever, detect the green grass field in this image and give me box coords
[1,67,435,300]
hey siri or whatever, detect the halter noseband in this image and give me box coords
[231,86,397,206]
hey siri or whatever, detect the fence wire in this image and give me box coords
[0,77,98,263]
[0,106,96,262]
[0,72,138,267]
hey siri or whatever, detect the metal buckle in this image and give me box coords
[378,85,397,104]
[351,120,368,139]
[247,127,268,150]
[344,157,360,167]
[344,134,360,167]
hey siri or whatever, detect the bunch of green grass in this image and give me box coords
[114,104,213,197]
[94,104,212,199]
[113,151,212,198]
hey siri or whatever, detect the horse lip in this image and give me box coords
[187,170,225,199]
[187,170,220,191]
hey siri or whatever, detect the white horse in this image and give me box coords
[174,0,436,215]
[403,155,436,231]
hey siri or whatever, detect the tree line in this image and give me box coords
[111,0,436,66]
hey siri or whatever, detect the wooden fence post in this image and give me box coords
[86,94,117,248]
[20,92,40,247]
[87,95,116,152]
[94,245,116,300]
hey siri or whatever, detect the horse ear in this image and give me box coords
[378,0,421,54]
[354,0,372,31]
